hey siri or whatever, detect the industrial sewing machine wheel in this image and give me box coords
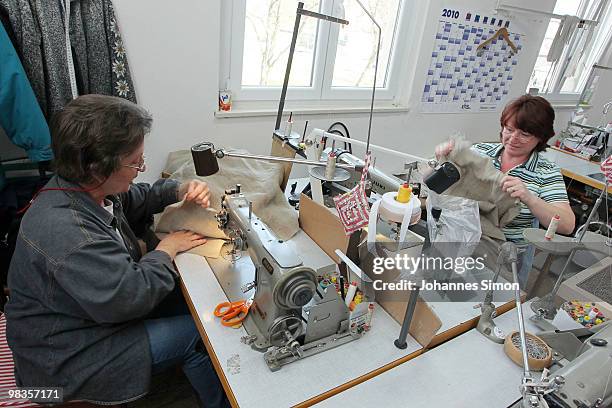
[268,316,304,347]
[272,267,317,309]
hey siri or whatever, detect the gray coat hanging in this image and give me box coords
[0,0,137,120]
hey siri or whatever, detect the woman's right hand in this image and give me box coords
[156,230,207,259]
[434,139,455,160]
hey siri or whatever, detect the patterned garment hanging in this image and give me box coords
[334,153,372,235]
[0,0,137,120]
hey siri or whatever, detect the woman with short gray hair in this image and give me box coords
[5,94,228,407]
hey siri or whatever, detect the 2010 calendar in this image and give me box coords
[420,9,524,113]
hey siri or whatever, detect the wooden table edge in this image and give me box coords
[178,277,240,408]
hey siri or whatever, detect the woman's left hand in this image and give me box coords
[179,180,210,208]
[501,175,532,203]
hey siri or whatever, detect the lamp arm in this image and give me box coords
[217,149,357,170]
[354,0,382,154]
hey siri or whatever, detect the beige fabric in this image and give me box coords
[156,232,226,259]
[156,199,228,239]
[155,149,299,242]
[441,140,520,241]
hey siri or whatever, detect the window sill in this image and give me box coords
[550,102,590,110]
[214,104,410,119]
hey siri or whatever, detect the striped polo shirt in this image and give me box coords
[471,143,569,245]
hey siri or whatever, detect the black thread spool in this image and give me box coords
[424,162,460,194]
[191,142,219,176]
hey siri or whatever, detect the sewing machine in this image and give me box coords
[508,321,612,408]
[215,184,368,371]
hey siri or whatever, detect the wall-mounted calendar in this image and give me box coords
[420,8,525,113]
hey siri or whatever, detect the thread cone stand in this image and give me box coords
[530,179,608,321]
[476,247,508,343]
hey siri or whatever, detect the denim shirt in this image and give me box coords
[5,175,180,404]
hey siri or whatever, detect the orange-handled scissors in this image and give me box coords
[214,298,253,327]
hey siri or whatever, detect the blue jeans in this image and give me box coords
[144,313,229,408]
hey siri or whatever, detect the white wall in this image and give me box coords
[584,44,612,128]
[112,0,576,183]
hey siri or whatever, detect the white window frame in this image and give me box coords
[220,0,412,104]
[527,0,612,103]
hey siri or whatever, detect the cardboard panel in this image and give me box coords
[299,194,352,264]
[359,231,441,347]
[300,192,441,346]
[376,293,442,347]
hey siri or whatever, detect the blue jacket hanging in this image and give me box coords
[0,23,52,163]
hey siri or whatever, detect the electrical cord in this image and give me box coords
[327,122,352,154]
[324,130,346,153]
[334,149,351,160]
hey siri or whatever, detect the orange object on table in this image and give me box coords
[214,298,253,327]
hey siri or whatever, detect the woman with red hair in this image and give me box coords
[436,95,575,285]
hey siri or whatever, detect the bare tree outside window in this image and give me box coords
[230,0,407,100]
[332,0,400,88]
[243,0,320,87]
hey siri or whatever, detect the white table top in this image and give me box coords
[314,302,541,408]
[542,147,606,188]
[175,230,424,408]
[176,228,513,407]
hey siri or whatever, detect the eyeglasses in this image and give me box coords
[501,126,534,143]
[122,156,146,172]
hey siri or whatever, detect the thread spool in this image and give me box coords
[345,282,358,308]
[315,142,324,160]
[545,214,560,240]
[284,113,293,138]
[378,192,421,225]
[396,183,412,203]
[325,154,337,180]
[365,302,374,330]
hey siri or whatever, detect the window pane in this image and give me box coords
[331,0,401,88]
[242,0,321,87]
[527,20,560,91]
[560,1,612,93]
[526,0,585,93]
[553,0,582,15]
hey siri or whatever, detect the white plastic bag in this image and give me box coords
[426,191,481,256]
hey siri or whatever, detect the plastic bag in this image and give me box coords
[426,191,481,257]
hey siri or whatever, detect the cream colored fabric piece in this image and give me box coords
[156,233,226,259]
[155,149,299,241]
[441,140,520,241]
[156,199,228,239]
